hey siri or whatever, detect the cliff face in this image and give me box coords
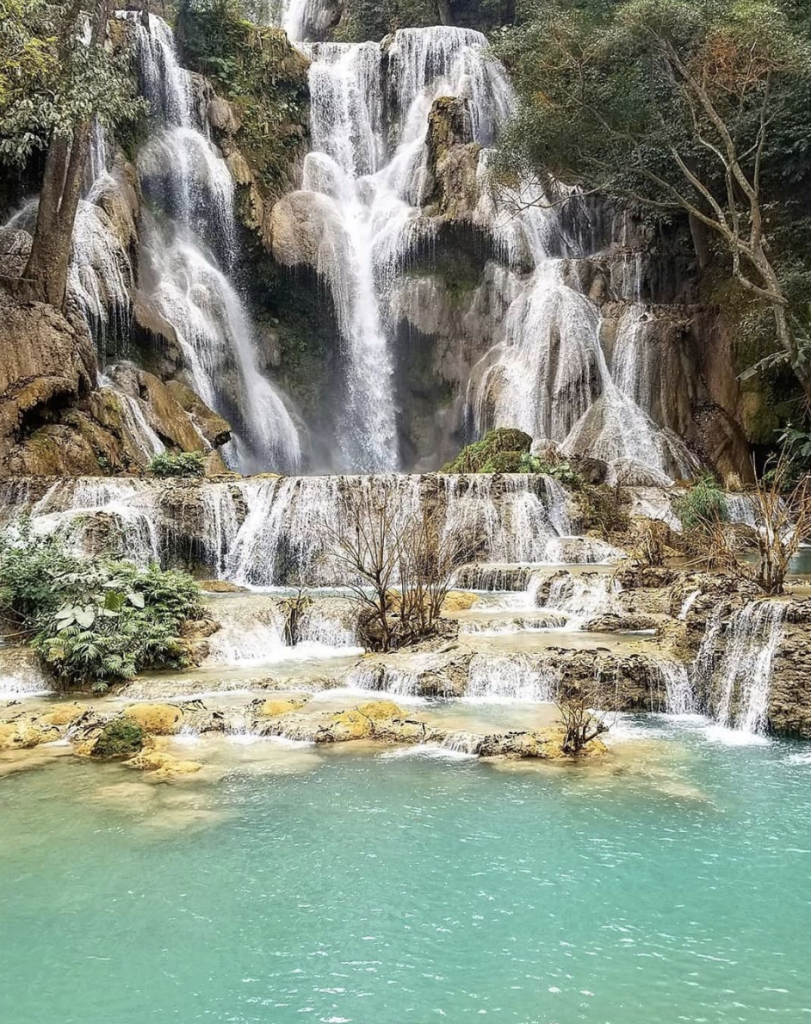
[0,12,774,480]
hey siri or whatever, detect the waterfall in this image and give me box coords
[466,653,557,702]
[693,600,786,735]
[657,661,695,716]
[225,474,425,586]
[712,602,785,735]
[118,11,300,473]
[534,572,623,619]
[678,589,701,620]
[441,474,570,563]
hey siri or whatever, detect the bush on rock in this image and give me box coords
[0,528,204,690]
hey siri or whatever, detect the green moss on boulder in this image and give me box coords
[92,719,145,758]
[442,428,532,473]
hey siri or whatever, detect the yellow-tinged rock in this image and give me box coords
[355,701,406,721]
[0,723,17,750]
[125,749,202,777]
[442,591,478,612]
[259,696,310,717]
[124,703,182,735]
[330,709,372,739]
[41,703,86,727]
[73,739,97,758]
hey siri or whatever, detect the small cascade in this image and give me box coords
[98,373,166,464]
[345,663,422,698]
[68,187,133,363]
[0,649,53,698]
[466,653,557,702]
[199,484,242,578]
[712,602,786,735]
[678,590,701,620]
[657,661,695,716]
[452,565,535,592]
[441,475,569,563]
[535,572,623,619]
[204,602,287,664]
[726,495,757,528]
[13,477,162,564]
[226,475,424,586]
[439,731,484,756]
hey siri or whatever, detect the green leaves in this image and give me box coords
[147,450,206,478]
[0,527,203,688]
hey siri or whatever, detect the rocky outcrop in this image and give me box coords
[423,96,481,220]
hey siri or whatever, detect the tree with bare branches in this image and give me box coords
[495,0,811,399]
[556,681,611,755]
[327,484,461,652]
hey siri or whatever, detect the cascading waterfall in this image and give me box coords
[118,12,300,473]
[466,653,557,702]
[712,601,785,735]
[657,661,695,716]
[441,474,571,563]
[692,600,786,734]
[0,473,580,584]
[533,572,623,619]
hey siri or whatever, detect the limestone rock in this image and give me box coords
[0,295,95,475]
[258,695,311,717]
[124,703,183,735]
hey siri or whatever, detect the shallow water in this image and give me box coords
[1,717,810,1023]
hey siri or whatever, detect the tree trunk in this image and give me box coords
[17,0,110,310]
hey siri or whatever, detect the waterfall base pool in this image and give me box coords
[1,717,809,1023]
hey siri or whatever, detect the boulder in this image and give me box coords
[124,703,183,735]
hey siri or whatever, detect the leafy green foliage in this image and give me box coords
[442,428,533,472]
[177,0,308,196]
[147,450,206,478]
[0,527,203,689]
[91,718,144,757]
[0,0,146,164]
[494,0,811,409]
[673,476,730,530]
[442,429,584,484]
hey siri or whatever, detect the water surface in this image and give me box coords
[1,717,810,1023]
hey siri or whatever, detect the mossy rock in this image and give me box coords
[92,719,145,758]
[442,429,532,473]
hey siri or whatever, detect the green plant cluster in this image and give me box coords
[92,718,144,758]
[442,429,584,485]
[177,0,308,196]
[0,527,203,689]
[442,428,533,472]
[147,450,206,478]
[673,476,730,530]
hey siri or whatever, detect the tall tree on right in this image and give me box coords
[495,0,811,404]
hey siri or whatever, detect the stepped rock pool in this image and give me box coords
[1,714,810,1024]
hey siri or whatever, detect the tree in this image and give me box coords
[495,0,811,402]
[555,681,610,755]
[0,0,144,308]
[328,483,461,652]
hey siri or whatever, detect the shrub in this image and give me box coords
[578,485,631,535]
[92,719,144,758]
[442,428,533,473]
[147,451,206,478]
[0,529,204,689]
[673,476,729,531]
